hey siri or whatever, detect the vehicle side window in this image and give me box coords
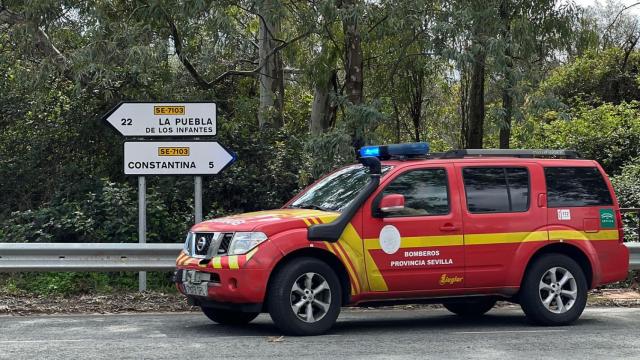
[544,167,613,207]
[381,168,449,217]
[463,167,530,213]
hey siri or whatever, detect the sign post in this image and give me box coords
[194,176,203,224]
[138,176,147,292]
[103,102,235,292]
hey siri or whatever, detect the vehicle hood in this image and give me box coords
[190,209,339,235]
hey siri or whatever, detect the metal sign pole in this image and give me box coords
[194,176,203,223]
[138,176,147,292]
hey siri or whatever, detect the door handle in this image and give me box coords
[440,224,458,232]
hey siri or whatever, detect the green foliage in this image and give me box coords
[0,179,191,243]
[515,102,640,174]
[537,48,640,107]
[0,272,175,296]
[611,159,640,242]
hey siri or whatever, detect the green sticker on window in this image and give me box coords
[600,209,615,228]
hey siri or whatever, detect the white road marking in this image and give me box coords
[453,329,568,335]
[0,339,91,344]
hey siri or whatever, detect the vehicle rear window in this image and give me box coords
[544,167,613,207]
[463,167,530,213]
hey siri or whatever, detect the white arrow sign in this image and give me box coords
[124,142,235,175]
[105,102,216,137]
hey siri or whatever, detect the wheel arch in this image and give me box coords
[264,247,352,310]
[521,243,594,289]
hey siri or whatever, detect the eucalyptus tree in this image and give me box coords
[438,0,575,149]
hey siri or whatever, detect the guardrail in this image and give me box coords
[0,243,182,272]
[0,242,638,270]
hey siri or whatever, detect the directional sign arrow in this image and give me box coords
[104,102,216,137]
[124,141,235,175]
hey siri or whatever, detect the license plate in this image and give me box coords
[184,283,208,297]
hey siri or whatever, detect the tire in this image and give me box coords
[267,257,342,336]
[201,307,259,325]
[520,253,588,326]
[443,297,497,317]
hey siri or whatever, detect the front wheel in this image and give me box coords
[519,254,587,326]
[443,297,497,317]
[201,307,259,325]
[267,257,342,336]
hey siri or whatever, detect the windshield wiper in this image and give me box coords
[288,204,334,212]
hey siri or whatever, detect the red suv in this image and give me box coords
[174,144,629,335]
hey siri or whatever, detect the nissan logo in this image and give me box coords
[196,237,208,252]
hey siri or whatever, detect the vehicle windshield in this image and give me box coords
[288,165,391,212]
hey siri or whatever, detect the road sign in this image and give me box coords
[124,141,235,175]
[104,102,216,137]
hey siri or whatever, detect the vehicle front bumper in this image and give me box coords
[174,266,271,304]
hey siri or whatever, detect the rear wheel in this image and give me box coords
[520,253,587,326]
[443,297,497,317]
[201,307,259,325]
[267,257,342,336]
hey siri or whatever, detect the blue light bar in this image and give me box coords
[388,142,429,156]
[359,142,430,159]
[360,146,381,157]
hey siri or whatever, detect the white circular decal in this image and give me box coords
[379,225,401,255]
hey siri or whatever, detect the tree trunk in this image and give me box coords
[466,47,485,149]
[343,0,364,105]
[499,0,513,149]
[310,71,337,136]
[409,68,424,143]
[342,0,365,152]
[257,0,284,129]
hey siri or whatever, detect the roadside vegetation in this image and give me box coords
[0,0,639,294]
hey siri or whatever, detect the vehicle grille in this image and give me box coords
[193,233,217,257]
[189,232,234,258]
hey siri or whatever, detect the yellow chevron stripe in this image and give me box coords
[331,242,361,294]
[211,257,222,269]
[324,242,336,255]
[245,247,259,261]
[302,218,312,227]
[228,256,239,269]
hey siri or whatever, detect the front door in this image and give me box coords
[361,163,465,292]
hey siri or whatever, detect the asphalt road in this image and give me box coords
[1,306,639,359]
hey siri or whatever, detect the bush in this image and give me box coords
[611,159,640,242]
[0,179,190,243]
[515,102,640,174]
[0,272,175,296]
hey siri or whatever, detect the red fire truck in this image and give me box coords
[174,144,629,335]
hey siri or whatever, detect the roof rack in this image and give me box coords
[438,149,581,159]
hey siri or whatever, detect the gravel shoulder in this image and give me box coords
[1,288,639,316]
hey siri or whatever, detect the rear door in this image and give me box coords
[457,162,549,288]
[544,165,616,243]
[361,163,465,292]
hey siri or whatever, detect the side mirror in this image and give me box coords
[379,194,405,214]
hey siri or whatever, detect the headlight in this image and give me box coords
[184,232,194,252]
[228,232,268,255]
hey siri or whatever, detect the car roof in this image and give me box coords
[380,157,599,168]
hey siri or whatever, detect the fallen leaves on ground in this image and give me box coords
[0,291,198,315]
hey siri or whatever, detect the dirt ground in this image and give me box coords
[1,289,639,316]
